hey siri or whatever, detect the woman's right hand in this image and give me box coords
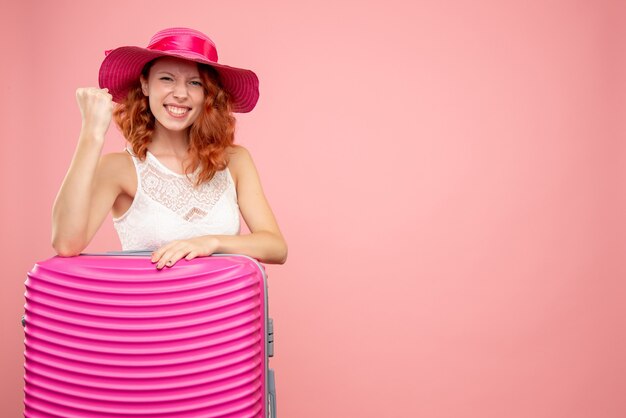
[76,87,114,139]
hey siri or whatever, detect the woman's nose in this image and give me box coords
[172,80,188,98]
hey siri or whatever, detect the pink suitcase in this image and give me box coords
[23,252,276,418]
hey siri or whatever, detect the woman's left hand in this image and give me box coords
[151,236,220,269]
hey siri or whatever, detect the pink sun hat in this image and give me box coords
[98,27,259,113]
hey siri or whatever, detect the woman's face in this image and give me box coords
[140,56,206,134]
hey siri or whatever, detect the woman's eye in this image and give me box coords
[190,81,203,86]
[160,77,173,81]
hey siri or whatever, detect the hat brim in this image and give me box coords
[99,46,259,113]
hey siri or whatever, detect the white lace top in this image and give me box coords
[112,147,240,251]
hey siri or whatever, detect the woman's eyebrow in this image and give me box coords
[156,71,201,79]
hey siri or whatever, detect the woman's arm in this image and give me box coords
[51,87,120,256]
[151,145,288,268]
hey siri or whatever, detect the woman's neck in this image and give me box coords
[149,124,190,157]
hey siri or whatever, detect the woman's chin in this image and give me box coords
[154,120,194,134]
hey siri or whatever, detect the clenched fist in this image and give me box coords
[76,87,114,139]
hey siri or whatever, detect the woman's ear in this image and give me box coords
[140,75,149,96]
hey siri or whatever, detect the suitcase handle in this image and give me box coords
[268,368,277,418]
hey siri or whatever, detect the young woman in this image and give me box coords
[51,27,287,269]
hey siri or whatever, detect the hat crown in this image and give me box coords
[146,27,219,63]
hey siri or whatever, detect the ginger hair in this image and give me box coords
[112,59,236,187]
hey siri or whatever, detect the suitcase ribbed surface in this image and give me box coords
[23,255,266,418]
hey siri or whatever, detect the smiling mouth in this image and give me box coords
[164,105,191,116]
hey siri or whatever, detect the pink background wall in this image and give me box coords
[1,0,624,417]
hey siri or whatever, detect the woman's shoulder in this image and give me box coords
[98,150,136,193]
[226,144,252,162]
[225,145,255,188]
[100,150,134,171]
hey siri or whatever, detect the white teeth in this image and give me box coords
[166,106,189,115]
